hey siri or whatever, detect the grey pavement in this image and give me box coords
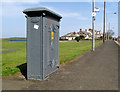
[2,40,118,90]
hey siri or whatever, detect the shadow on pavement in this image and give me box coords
[17,63,27,79]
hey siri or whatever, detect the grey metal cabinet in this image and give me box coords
[23,7,62,80]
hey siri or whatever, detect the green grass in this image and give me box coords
[60,41,102,64]
[2,40,27,76]
[0,48,9,52]
[0,40,8,51]
[2,40,102,76]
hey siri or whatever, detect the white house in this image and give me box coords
[60,32,78,40]
[95,31,102,39]
[60,29,102,40]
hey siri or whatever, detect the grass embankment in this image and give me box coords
[2,40,102,76]
[59,41,102,64]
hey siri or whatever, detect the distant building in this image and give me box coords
[95,30,102,39]
[60,32,79,40]
[60,29,102,40]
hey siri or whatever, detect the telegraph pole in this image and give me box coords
[108,22,110,40]
[106,11,107,40]
[103,0,106,43]
[92,0,95,51]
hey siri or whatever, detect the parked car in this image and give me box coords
[115,38,118,41]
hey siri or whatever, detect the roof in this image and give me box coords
[61,36,77,37]
[23,7,62,19]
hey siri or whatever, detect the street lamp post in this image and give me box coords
[106,13,116,40]
[91,0,100,51]
[103,0,106,43]
[92,0,95,51]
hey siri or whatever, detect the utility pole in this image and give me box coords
[103,0,106,43]
[92,0,95,51]
[108,22,110,40]
[106,11,107,40]
[107,12,116,40]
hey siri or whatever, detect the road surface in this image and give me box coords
[2,40,118,90]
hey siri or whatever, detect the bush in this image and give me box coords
[75,37,80,42]
[100,36,103,40]
[79,35,85,40]
[85,38,89,40]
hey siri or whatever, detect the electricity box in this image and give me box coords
[23,7,62,80]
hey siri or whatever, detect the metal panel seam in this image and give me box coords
[41,15,44,80]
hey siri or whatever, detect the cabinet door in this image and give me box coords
[27,16,43,80]
[43,17,59,78]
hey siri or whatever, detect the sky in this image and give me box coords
[1,0,118,38]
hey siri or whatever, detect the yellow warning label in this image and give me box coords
[51,32,54,39]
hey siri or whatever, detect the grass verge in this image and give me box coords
[2,40,102,76]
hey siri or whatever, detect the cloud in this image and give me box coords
[61,12,88,20]
[1,5,26,17]
[40,6,88,20]
[2,0,40,4]
[1,0,119,3]
[62,13,79,17]
[1,3,88,21]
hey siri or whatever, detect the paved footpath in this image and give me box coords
[2,40,119,90]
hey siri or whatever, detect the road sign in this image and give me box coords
[92,12,96,16]
[94,7,100,12]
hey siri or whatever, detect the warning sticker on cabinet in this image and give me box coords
[34,24,39,29]
[51,32,54,39]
